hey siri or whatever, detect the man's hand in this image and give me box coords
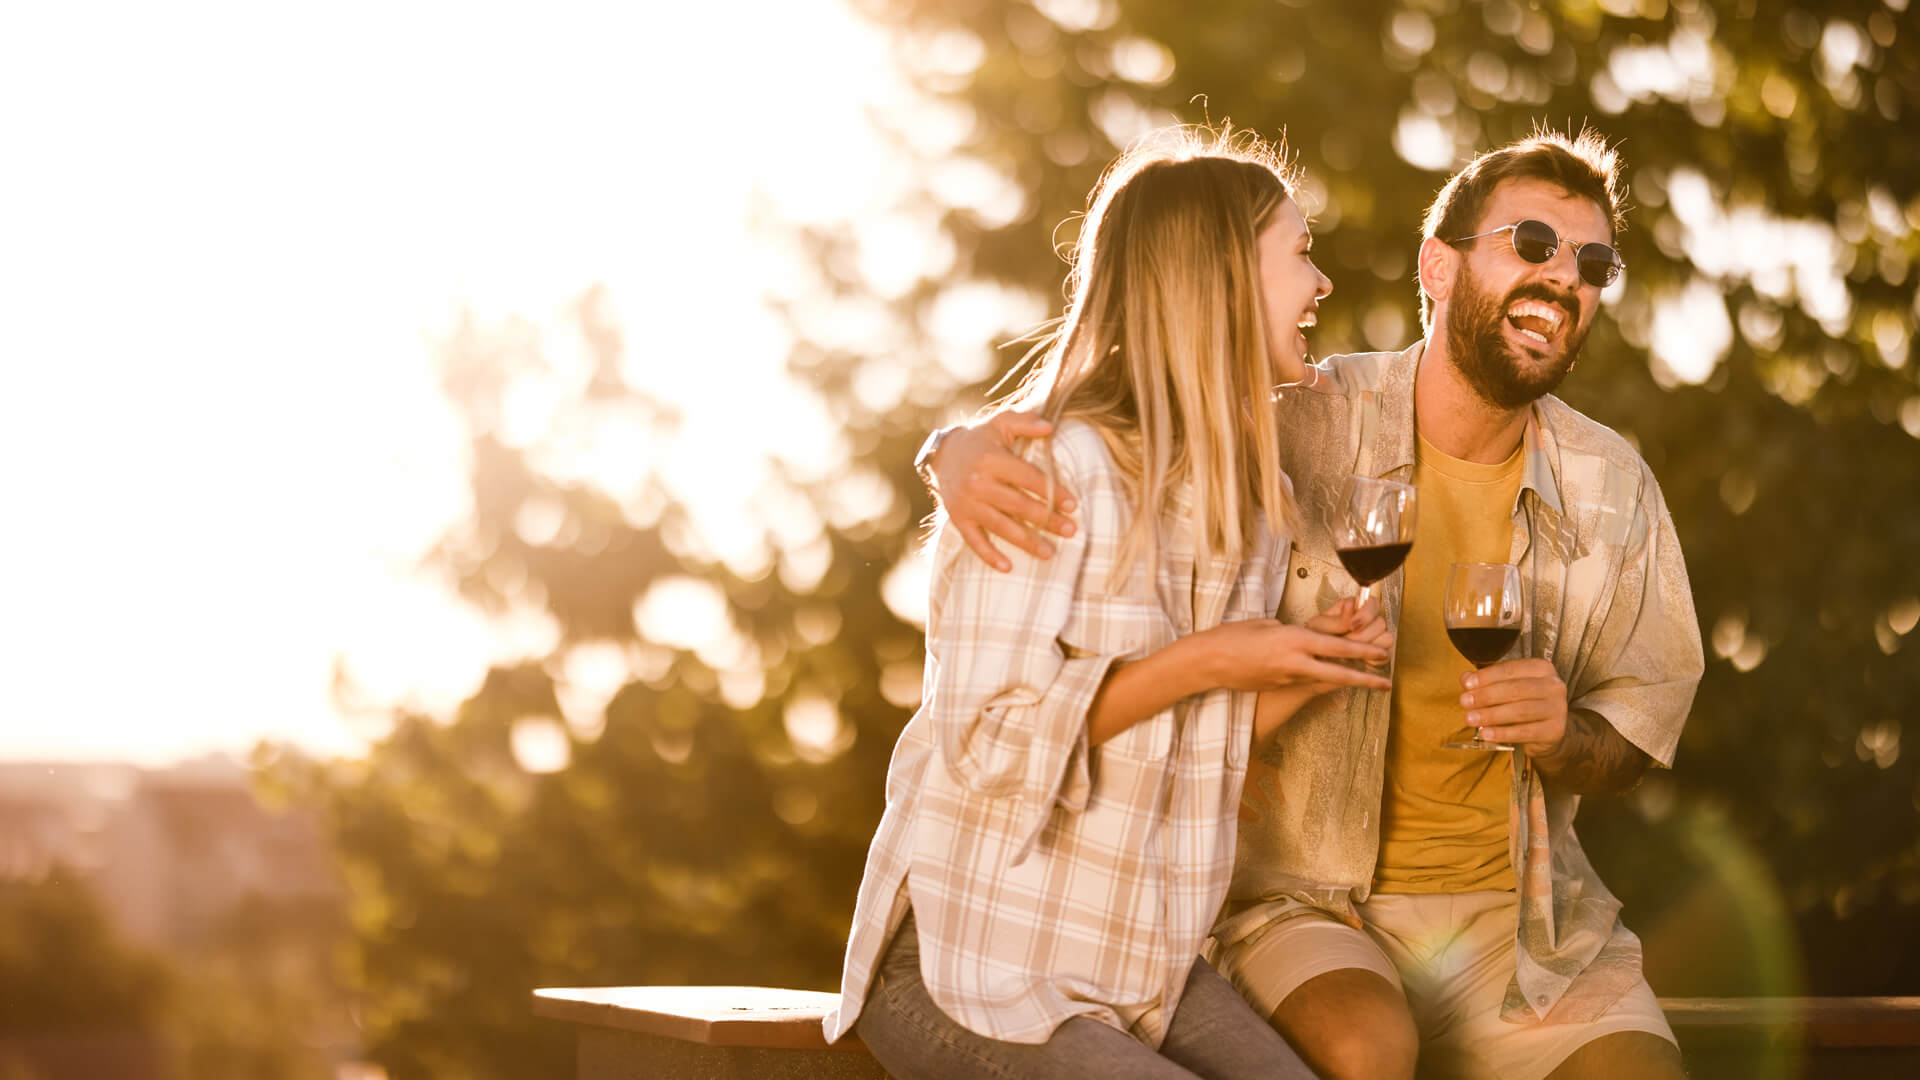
[1464,660,1649,794]
[1461,658,1567,755]
[929,410,1078,571]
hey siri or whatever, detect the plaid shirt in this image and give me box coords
[1216,340,1704,1025]
[825,420,1290,1048]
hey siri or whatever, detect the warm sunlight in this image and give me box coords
[0,0,908,762]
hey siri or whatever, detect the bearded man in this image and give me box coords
[920,128,1704,1080]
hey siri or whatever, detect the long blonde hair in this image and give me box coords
[1001,126,1302,585]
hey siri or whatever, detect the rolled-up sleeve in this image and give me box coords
[1569,464,1704,768]
[922,429,1143,859]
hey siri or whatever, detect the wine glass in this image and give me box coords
[1441,562,1523,752]
[1333,476,1416,606]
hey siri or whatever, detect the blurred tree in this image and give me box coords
[0,873,336,1079]
[275,288,946,1077]
[286,1,1920,1076]
[0,874,169,1038]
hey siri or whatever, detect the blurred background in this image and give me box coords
[1,0,1915,1077]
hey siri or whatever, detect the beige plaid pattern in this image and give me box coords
[1217,340,1704,1025]
[826,420,1290,1048]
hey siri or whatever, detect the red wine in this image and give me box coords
[1336,542,1411,585]
[1447,625,1520,667]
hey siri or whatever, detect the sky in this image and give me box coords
[0,0,909,763]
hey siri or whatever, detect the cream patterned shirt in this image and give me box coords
[825,420,1290,1048]
[1217,340,1704,1025]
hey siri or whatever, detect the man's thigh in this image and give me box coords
[1214,914,1417,1080]
[1379,893,1679,1080]
[1272,968,1419,1080]
[1545,1031,1686,1080]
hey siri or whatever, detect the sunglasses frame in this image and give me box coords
[1445,218,1624,288]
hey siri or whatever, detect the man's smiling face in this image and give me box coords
[1444,177,1612,410]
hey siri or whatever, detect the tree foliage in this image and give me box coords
[293,2,1920,1075]
[0,873,339,1079]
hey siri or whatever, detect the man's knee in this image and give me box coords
[1268,968,1417,1080]
[1546,1030,1685,1080]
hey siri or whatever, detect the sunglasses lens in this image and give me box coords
[1578,247,1622,288]
[1511,220,1559,264]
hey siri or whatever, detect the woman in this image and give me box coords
[823,127,1388,1079]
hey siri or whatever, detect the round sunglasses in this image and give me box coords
[1445,218,1624,288]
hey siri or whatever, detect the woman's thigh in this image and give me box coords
[854,914,1200,1080]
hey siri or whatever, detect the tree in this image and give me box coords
[0,872,336,1079]
[281,288,947,1077]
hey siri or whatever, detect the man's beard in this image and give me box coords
[1445,264,1587,410]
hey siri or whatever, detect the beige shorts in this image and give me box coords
[1215,890,1674,1080]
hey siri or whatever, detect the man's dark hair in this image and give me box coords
[1418,125,1628,332]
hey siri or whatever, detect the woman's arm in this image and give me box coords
[1088,613,1392,747]
[1250,598,1395,742]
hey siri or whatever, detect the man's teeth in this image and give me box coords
[1506,300,1562,344]
[1507,301,1563,327]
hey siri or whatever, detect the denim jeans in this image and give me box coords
[855,912,1316,1080]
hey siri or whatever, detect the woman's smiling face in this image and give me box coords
[1257,196,1333,385]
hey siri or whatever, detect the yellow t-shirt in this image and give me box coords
[1373,433,1525,894]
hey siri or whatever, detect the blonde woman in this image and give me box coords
[823,129,1390,1079]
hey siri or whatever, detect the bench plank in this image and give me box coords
[534,986,853,1051]
[537,987,1920,1080]
[1660,996,1920,1048]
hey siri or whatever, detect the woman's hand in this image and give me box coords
[1315,596,1393,665]
[1252,597,1395,740]
[1197,607,1393,694]
[1085,598,1391,747]
[928,411,1079,572]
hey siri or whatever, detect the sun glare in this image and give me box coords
[0,0,908,763]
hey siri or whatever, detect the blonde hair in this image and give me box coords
[1000,126,1302,586]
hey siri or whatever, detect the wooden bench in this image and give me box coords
[535,986,1920,1079]
[533,986,885,1080]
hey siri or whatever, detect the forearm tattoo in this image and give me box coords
[1535,709,1650,796]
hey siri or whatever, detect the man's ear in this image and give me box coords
[1417,236,1456,309]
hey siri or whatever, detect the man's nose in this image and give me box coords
[1539,244,1582,290]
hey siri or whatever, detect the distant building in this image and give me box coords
[0,756,339,947]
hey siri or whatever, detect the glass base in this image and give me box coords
[1442,733,1515,752]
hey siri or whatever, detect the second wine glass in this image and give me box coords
[1442,562,1523,752]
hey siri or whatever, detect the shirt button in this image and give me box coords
[1536,995,1549,1007]
[1296,567,1308,579]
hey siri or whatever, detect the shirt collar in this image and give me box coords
[1385,339,1566,518]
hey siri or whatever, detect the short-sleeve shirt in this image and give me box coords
[1220,340,1704,1025]
[825,419,1291,1048]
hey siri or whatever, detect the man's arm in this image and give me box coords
[1529,709,1650,795]
[1470,463,1702,794]
[926,411,1078,571]
[1464,661,1651,796]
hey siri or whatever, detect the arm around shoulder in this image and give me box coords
[926,410,1080,570]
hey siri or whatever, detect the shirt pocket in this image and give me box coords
[1276,544,1352,628]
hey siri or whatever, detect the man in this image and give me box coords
[918,128,1703,1080]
